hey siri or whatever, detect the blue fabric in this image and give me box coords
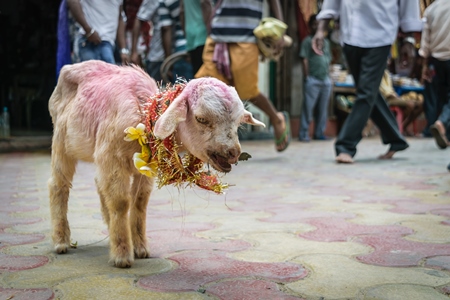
[56,0,72,79]
[172,58,193,82]
[146,61,163,82]
[77,37,116,64]
[299,76,332,140]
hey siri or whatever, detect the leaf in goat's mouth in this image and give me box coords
[238,152,252,161]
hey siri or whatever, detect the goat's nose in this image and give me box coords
[227,147,241,164]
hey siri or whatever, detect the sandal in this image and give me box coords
[275,111,291,152]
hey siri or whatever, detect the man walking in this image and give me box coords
[420,0,450,150]
[313,1,422,163]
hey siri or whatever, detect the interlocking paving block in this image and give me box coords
[355,233,450,267]
[54,275,208,300]
[138,250,307,293]
[425,256,450,270]
[400,218,450,243]
[360,284,450,300]
[0,212,41,228]
[0,253,49,271]
[2,247,173,288]
[207,279,305,300]
[0,287,54,300]
[228,232,370,263]
[148,229,251,257]
[1,138,450,298]
[299,217,413,242]
[287,254,450,299]
[0,233,45,247]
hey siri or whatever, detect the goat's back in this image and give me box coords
[49,60,158,163]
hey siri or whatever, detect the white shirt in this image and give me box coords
[78,0,123,46]
[317,0,422,48]
[419,0,450,60]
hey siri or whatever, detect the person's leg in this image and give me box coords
[189,46,205,75]
[422,64,440,137]
[369,92,409,159]
[299,76,321,141]
[313,77,332,139]
[99,41,116,64]
[172,58,194,81]
[402,101,422,135]
[335,45,390,161]
[436,59,450,136]
[195,37,230,84]
[430,58,450,148]
[229,43,289,151]
[146,60,163,83]
[248,93,289,151]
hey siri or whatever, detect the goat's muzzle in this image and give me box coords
[208,147,241,173]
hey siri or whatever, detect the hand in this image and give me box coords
[273,35,286,54]
[131,52,141,65]
[121,53,130,65]
[421,65,431,84]
[312,30,325,55]
[87,31,102,45]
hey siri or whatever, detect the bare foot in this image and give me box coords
[335,153,354,164]
[378,150,396,160]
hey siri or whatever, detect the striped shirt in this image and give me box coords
[158,0,187,53]
[210,0,263,43]
[137,0,165,62]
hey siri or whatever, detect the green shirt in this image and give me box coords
[299,35,331,81]
[183,0,208,51]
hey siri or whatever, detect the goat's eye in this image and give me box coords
[195,116,208,124]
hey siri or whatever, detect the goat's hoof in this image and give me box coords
[113,257,133,268]
[54,243,69,254]
[134,245,151,259]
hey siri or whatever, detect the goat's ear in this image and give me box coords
[153,94,188,139]
[242,110,266,127]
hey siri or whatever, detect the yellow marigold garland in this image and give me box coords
[124,82,228,194]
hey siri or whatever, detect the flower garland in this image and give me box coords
[124,82,228,194]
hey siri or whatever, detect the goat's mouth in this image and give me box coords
[208,152,232,173]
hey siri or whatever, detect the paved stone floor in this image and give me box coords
[1,137,450,299]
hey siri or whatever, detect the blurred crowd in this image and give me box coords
[57,0,450,166]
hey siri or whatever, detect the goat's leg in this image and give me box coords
[48,144,77,254]
[96,169,134,268]
[95,176,110,227]
[130,174,153,258]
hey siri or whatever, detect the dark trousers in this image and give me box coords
[189,45,205,75]
[335,44,408,157]
[422,77,441,137]
[432,57,450,139]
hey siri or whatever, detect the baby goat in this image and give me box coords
[48,60,264,267]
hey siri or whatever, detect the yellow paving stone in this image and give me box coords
[55,275,208,300]
[360,284,450,300]
[348,210,445,227]
[228,233,371,263]
[191,215,314,240]
[401,219,450,243]
[286,254,450,299]
[2,247,173,288]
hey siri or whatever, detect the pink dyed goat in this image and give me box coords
[48,60,264,268]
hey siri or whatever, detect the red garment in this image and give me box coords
[124,0,151,49]
[296,3,309,43]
